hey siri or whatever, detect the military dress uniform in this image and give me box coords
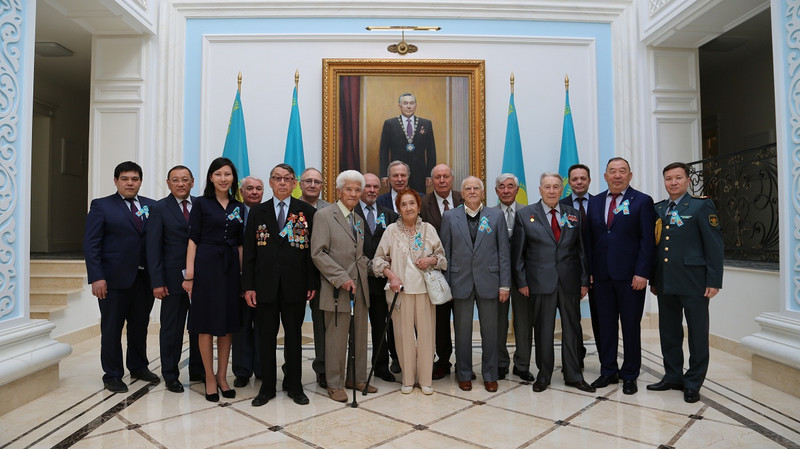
[652,194,723,392]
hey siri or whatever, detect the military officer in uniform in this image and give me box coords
[648,162,723,403]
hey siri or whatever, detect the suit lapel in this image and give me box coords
[454,209,472,250]
[115,195,140,232]
[534,203,556,244]
[473,208,489,252]
[167,194,186,225]
[355,205,375,240]
[333,207,357,242]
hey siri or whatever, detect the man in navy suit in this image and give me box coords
[355,173,400,382]
[559,164,594,366]
[586,157,655,395]
[379,93,436,193]
[146,165,204,393]
[84,161,160,393]
[377,161,413,212]
[243,164,318,407]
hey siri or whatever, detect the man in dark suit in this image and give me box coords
[441,176,510,393]
[84,161,160,393]
[379,93,436,193]
[232,176,264,388]
[377,160,412,212]
[355,173,400,382]
[513,173,595,393]
[421,164,464,380]
[586,157,655,395]
[559,163,594,365]
[648,162,723,403]
[146,165,204,393]
[243,164,318,407]
[493,173,534,382]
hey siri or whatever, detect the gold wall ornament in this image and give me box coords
[366,26,441,55]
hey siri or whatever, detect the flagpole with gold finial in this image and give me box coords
[510,72,514,94]
[238,72,242,93]
[565,74,569,92]
[295,69,299,88]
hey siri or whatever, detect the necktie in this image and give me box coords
[505,206,514,236]
[443,199,450,211]
[277,201,286,230]
[406,118,413,139]
[182,199,190,222]
[666,201,676,215]
[127,198,143,231]
[576,197,586,222]
[366,205,376,233]
[607,193,620,228]
[550,209,561,241]
[347,212,357,240]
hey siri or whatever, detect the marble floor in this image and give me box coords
[2,328,800,449]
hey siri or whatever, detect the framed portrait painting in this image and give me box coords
[321,58,486,200]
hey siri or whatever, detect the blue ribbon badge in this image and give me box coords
[478,216,493,234]
[227,206,242,223]
[412,232,424,251]
[135,205,149,219]
[375,213,387,229]
[558,214,575,229]
[669,211,684,227]
[279,221,294,239]
[354,218,364,239]
[613,199,630,215]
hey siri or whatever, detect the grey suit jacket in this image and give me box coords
[440,205,511,299]
[311,203,370,312]
[511,200,588,295]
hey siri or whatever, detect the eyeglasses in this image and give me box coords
[270,176,295,183]
[169,177,192,184]
[301,179,323,186]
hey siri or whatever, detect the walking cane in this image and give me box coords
[363,285,403,396]
[347,290,359,408]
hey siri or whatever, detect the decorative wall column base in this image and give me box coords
[741,312,800,398]
[0,320,72,416]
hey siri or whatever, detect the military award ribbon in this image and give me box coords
[412,232,424,251]
[669,210,684,227]
[375,213,387,229]
[558,214,575,229]
[227,206,242,223]
[135,205,149,219]
[478,216,493,233]
[354,218,364,239]
[613,199,630,215]
[279,221,294,240]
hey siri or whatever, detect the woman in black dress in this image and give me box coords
[182,157,244,402]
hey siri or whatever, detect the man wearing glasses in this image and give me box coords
[299,167,331,388]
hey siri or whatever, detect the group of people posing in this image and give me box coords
[83,155,722,408]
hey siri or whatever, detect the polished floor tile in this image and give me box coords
[2,328,800,448]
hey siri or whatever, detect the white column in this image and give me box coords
[0,0,72,408]
[740,1,800,383]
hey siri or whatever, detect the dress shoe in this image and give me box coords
[531,381,548,392]
[328,388,348,402]
[432,365,450,380]
[165,379,184,393]
[233,376,250,388]
[484,381,498,392]
[458,380,472,391]
[189,373,205,382]
[376,369,396,383]
[390,359,401,373]
[565,379,596,393]
[647,379,683,391]
[591,373,620,388]
[622,379,638,395]
[345,381,378,393]
[288,390,310,405]
[251,391,276,407]
[497,367,509,380]
[317,373,328,389]
[220,387,236,399]
[512,367,536,382]
[103,377,128,393]
[131,369,160,384]
[471,371,477,380]
[684,388,700,403]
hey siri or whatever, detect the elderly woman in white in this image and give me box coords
[372,188,447,394]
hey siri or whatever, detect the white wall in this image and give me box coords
[710,266,779,341]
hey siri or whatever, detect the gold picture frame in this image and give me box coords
[321,58,486,201]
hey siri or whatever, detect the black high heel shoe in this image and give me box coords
[204,380,219,402]
[220,387,236,399]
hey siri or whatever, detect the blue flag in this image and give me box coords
[222,89,250,186]
[500,93,528,205]
[284,86,305,199]
[558,90,579,199]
